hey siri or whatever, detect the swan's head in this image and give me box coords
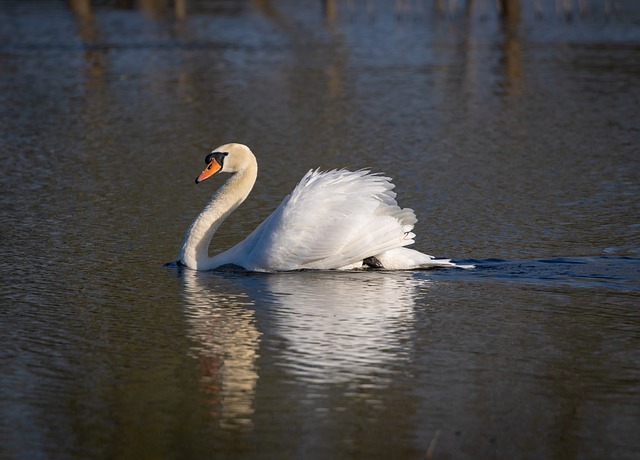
[195,143,256,184]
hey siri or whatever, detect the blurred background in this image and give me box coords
[1,1,639,459]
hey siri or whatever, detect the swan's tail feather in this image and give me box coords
[418,260,475,269]
[374,247,475,270]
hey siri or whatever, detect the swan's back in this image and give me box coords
[232,169,419,271]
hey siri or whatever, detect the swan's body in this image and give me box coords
[178,143,471,272]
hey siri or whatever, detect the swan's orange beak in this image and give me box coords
[196,157,223,184]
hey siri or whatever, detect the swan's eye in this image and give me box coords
[204,151,228,166]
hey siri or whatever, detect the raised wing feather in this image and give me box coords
[235,169,418,271]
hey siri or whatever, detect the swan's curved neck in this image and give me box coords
[179,161,257,270]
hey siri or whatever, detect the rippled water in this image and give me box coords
[1,1,639,459]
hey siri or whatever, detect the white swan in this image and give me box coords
[178,143,471,272]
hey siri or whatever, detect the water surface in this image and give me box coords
[1,1,639,459]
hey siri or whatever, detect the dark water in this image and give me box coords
[1,1,639,459]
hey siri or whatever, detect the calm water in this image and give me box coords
[1,0,639,459]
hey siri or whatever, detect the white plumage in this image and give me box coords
[178,143,471,272]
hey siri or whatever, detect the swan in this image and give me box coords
[178,143,471,272]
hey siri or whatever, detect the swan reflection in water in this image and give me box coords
[181,269,260,431]
[266,271,423,386]
[181,268,428,429]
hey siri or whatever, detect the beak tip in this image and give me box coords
[194,158,222,184]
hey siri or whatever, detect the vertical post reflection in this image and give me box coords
[500,0,523,97]
[68,0,107,101]
[139,0,169,19]
[323,0,338,24]
[68,0,91,19]
[174,0,187,20]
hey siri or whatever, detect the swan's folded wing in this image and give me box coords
[235,169,418,271]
